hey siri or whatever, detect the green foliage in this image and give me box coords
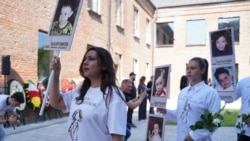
[166,109,239,127]
[236,111,250,137]
[221,109,239,126]
[38,48,53,78]
[190,105,231,132]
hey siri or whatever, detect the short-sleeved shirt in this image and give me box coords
[124,92,133,103]
[0,95,16,116]
[62,86,127,141]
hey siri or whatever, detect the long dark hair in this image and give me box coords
[77,46,125,105]
[190,57,209,84]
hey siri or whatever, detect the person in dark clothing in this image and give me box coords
[180,75,189,90]
[138,76,147,121]
[121,79,147,141]
[127,72,137,128]
[147,75,154,114]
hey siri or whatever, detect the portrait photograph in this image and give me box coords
[50,0,81,36]
[212,65,235,92]
[146,114,165,141]
[150,64,171,108]
[45,0,83,51]
[210,28,234,58]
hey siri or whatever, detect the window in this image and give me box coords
[218,17,240,42]
[133,7,139,37]
[186,19,206,45]
[146,19,151,45]
[156,22,174,46]
[115,53,122,81]
[115,0,123,27]
[88,0,101,14]
[133,59,138,75]
[38,30,53,80]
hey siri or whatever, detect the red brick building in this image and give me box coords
[0,0,155,92]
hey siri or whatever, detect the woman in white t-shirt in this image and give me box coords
[49,46,127,141]
[159,57,221,141]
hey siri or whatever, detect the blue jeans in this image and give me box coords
[0,124,5,141]
[125,123,131,141]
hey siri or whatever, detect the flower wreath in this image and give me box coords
[23,80,50,113]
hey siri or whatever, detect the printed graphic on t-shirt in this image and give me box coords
[68,109,83,141]
[180,100,191,123]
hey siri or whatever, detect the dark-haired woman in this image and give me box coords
[162,57,221,141]
[49,47,127,141]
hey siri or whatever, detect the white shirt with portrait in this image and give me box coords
[62,86,127,141]
[166,81,221,141]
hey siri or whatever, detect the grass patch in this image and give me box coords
[165,109,239,127]
[221,109,239,127]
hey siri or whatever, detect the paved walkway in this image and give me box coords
[129,112,237,141]
[5,98,240,141]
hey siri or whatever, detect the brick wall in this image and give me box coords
[0,0,155,90]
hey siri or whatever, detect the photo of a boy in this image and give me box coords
[50,0,80,35]
[213,67,234,91]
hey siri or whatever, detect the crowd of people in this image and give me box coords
[1,46,249,141]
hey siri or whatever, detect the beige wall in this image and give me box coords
[154,1,250,98]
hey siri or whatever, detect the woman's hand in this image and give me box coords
[244,117,250,126]
[156,108,167,114]
[184,134,193,141]
[147,130,152,141]
[50,56,61,73]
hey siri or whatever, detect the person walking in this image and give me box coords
[49,46,127,141]
[159,57,221,141]
[138,76,147,121]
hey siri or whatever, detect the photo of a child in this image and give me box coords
[50,0,80,35]
[213,66,234,91]
[210,28,233,57]
[147,115,164,141]
[153,68,168,97]
[150,65,170,108]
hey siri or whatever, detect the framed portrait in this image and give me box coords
[212,64,236,101]
[210,28,235,66]
[150,64,171,108]
[45,0,83,51]
[146,114,165,141]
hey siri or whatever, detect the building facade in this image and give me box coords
[153,0,250,98]
[0,0,155,92]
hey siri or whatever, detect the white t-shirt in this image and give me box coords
[235,77,250,136]
[166,81,221,141]
[62,86,127,141]
[0,95,16,116]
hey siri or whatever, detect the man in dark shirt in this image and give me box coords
[127,72,137,128]
[121,79,146,141]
